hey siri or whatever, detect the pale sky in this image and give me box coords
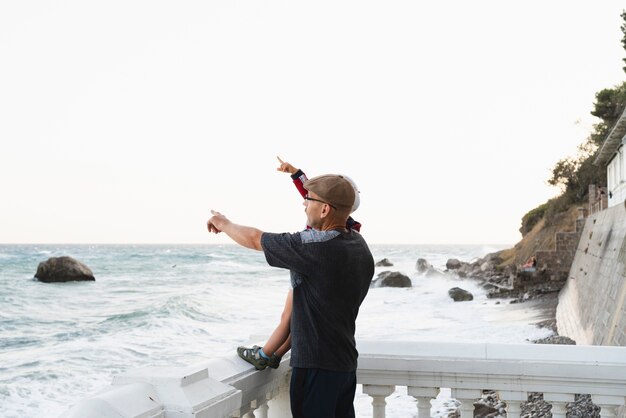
[1,1,624,245]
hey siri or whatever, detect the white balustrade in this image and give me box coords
[59,340,626,418]
[594,395,626,418]
[544,393,574,418]
[407,386,438,418]
[451,389,481,416]
[253,402,269,418]
[362,384,395,418]
[356,341,626,418]
[499,390,526,418]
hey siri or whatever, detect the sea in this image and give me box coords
[0,244,555,418]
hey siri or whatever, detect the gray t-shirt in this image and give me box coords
[261,228,374,371]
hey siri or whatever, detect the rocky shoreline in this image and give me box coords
[438,252,600,418]
[375,252,602,418]
[441,251,567,303]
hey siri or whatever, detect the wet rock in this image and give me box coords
[567,394,601,418]
[371,271,412,288]
[448,287,473,302]
[535,318,558,333]
[415,258,448,278]
[473,401,498,418]
[446,258,462,270]
[521,393,551,418]
[35,256,95,283]
[533,335,576,345]
[375,258,393,267]
[416,258,432,273]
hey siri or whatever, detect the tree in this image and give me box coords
[590,82,626,131]
[547,139,604,202]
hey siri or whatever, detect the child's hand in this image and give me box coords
[276,156,297,174]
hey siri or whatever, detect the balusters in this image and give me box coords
[499,391,526,418]
[591,395,625,418]
[599,405,618,418]
[254,403,269,418]
[237,395,271,418]
[450,389,481,417]
[266,385,292,418]
[544,393,575,418]
[407,386,438,418]
[362,384,395,418]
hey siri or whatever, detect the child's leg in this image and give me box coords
[274,333,291,358]
[263,289,293,355]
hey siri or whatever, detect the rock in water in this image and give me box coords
[448,287,473,301]
[35,256,95,283]
[416,258,433,273]
[446,258,462,270]
[371,271,412,288]
[375,258,393,267]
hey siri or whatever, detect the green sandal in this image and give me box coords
[237,345,268,370]
[268,353,282,369]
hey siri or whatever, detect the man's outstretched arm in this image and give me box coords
[207,210,263,251]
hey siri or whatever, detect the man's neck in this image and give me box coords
[320,218,349,232]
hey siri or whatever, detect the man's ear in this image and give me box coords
[320,204,332,218]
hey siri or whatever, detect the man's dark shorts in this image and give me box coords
[290,367,356,418]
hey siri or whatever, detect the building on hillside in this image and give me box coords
[595,107,626,209]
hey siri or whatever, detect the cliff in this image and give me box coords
[459,204,586,301]
[498,204,582,269]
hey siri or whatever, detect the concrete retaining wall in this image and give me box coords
[556,201,626,346]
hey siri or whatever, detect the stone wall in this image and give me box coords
[509,210,585,293]
[534,216,585,281]
[556,201,626,346]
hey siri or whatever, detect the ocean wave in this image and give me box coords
[98,298,222,329]
[100,310,151,325]
[52,331,86,342]
[155,297,223,323]
[0,337,42,350]
[16,361,41,369]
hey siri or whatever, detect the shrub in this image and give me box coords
[520,202,549,235]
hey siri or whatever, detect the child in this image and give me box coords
[236,157,361,370]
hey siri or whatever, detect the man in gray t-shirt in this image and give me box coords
[207,174,374,418]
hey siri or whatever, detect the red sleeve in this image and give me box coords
[291,169,308,198]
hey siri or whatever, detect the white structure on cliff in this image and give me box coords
[595,107,626,208]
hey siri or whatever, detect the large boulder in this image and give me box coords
[35,256,95,283]
[448,287,473,302]
[371,271,412,288]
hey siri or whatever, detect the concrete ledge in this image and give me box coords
[114,365,241,417]
[60,382,163,418]
[59,344,293,418]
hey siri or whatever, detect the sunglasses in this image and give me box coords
[304,195,336,210]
